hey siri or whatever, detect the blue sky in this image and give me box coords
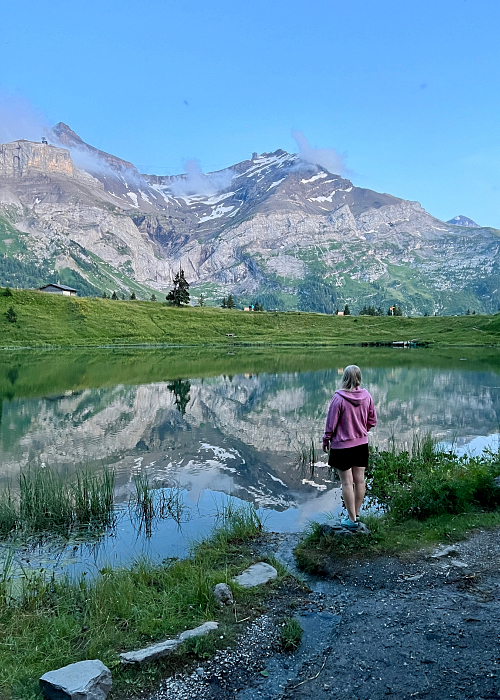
[1,0,499,227]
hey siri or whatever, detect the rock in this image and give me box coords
[431,545,460,559]
[232,562,278,588]
[120,639,180,664]
[450,559,468,568]
[178,621,219,642]
[120,621,218,664]
[213,582,234,607]
[319,522,371,537]
[40,660,112,700]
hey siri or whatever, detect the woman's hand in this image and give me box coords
[322,444,329,453]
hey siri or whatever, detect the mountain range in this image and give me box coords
[0,123,498,314]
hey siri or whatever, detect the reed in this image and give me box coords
[295,437,320,474]
[73,467,115,528]
[0,464,116,537]
[0,485,19,536]
[130,475,189,535]
[19,466,74,532]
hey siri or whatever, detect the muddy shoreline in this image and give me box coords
[149,528,500,700]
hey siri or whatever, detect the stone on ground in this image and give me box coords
[178,621,219,642]
[40,660,112,700]
[120,621,218,664]
[213,582,234,607]
[431,545,460,558]
[319,522,371,537]
[120,639,180,664]
[233,562,278,588]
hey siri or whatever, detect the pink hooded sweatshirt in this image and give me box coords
[322,388,377,450]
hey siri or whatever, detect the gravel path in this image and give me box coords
[283,528,500,700]
[146,528,500,700]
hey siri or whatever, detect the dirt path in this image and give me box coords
[281,528,500,700]
[148,528,500,700]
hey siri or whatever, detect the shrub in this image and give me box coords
[368,436,500,521]
[5,306,17,323]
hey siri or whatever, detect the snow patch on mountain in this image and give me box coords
[301,172,328,184]
[198,204,235,222]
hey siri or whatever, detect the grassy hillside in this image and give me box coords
[0,289,499,349]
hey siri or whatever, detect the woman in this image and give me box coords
[322,365,377,530]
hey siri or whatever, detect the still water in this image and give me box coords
[0,346,499,575]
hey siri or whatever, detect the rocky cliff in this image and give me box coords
[0,128,498,313]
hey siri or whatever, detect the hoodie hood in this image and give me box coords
[335,388,371,406]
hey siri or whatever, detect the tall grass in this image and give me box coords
[0,465,115,537]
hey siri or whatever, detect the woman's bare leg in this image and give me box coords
[338,468,357,522]
[352,466,366,518]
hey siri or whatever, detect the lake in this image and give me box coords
[0,346,499,576]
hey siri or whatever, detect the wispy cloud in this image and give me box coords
[169,159,234,196]
[292,130,348,175]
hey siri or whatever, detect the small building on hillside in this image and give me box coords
[39,283,77,297]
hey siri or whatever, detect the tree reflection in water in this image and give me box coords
[167,379,191,415]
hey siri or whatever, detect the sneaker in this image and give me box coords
[341,517,359,530]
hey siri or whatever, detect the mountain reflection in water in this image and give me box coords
[0,347,499,568]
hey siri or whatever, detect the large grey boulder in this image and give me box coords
[40,660,112,700]
[232,562,278,588]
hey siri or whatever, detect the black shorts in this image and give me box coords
[328,443,369,471]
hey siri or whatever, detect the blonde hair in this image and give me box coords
[341,365,361,391]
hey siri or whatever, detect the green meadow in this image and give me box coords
[1,289,499,348]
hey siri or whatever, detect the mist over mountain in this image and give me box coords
[0,127,498,314]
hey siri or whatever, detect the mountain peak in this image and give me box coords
[52,122,137,174]
[446,215,480,228]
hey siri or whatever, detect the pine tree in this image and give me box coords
[102,291,107,299]
[150,294,157,302]
[198,294,204,306]
[221,297,227,308]
[343,304,350,316]
[166,269,190,306]
[226,294,235,309]
[111,291,118,300]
